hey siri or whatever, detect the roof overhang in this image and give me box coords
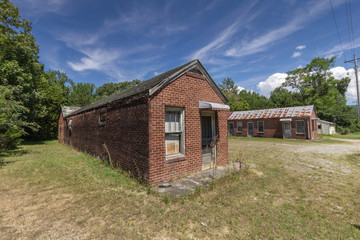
[280,118,292,122]
[199,101,230,111]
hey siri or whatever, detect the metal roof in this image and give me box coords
[199,101,230,110]
[61,106,81,117]
[228,105,315,120]
[66,59,228,118]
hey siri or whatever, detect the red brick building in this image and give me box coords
[228,106,318,140]
[58,60,230,185]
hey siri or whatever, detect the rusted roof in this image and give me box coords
[228,105,315,120]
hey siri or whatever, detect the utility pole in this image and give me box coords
[345,54,360,121]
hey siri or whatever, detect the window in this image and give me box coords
[258,121,264,133]
[99,112,106,126]
[237,121,242,133]
[296,120,305,134]
[165,107,184,156]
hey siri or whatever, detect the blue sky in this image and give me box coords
[13,0,360,104]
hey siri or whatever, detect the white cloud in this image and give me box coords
[190,2,259,60]
[225,1,329,58]
[256,66,359,104]
[324,37,360,59]
[296,45,306,50]
[237,85,245,93]
[257,73,288,97]
[330,66,358,104]
[292,52,302,58]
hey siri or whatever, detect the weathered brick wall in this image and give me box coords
[229,117,316,139]
[58,113,65,144]
[148,72,228,184]
[62,97,150,182]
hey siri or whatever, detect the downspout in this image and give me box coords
[307,117,311,140]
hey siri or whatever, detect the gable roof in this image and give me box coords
[66,59,227,118]
[228,105,315,120]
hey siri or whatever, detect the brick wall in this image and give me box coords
[148,72,228,184]
[229,117,317,139]
[62,96,150,182]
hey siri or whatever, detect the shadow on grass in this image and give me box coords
[0,149,29,168]
[351,224,360,230]
[21,141,45,146]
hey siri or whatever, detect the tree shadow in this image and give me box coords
[21,141,45,146]
[351,224,360,230]
[0,149,29,168]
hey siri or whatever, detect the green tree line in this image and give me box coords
[219,57,359,134]
[0,0,140,151]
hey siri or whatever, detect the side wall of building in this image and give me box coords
[62,97,150,182]
[58,113,65,144]
[148,72,228,184]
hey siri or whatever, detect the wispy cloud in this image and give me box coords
[13,0,69,16]
[323,37,360,59]
[292,52,302,58]
[189,1,259,60]
[225,1,329,58]
[296,45,306,50]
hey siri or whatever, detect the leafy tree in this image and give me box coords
[0,0,46,144]
[96,79,141,99]
[219,78,249,111]
[269,87,303,108]
[281,57,357,132]
[238,90,273,110]
[68,82,96,106]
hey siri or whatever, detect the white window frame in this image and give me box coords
[257,121,264,133]
[237,121,242,133]
[165,107,185,158]
[296,120,305,134]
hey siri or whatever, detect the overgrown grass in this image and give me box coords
[320,133,360,140]
[0,139,359,239]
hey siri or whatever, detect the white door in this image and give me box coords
[283,122,292,139]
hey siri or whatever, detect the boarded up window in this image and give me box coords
[237,121,242,133]
[165,107,184,156]
[296,120,305,134]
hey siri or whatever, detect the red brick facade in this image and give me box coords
[59,71,229,185]
[228,110,318,140]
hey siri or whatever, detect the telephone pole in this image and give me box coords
[345,54,360,121]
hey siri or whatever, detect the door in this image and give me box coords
[228,122,234,136]
[201,112,215,170]
[283,122,292,139]
[247,122,254,137]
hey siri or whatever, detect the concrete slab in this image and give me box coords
[156,162,242,198]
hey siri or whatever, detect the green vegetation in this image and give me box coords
[320,133,360,140]
[0,139,359,239]
[220,57,360,134]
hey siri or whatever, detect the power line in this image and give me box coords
[329,0,347,61]
[348,0,356,54]
[345,0,355,55]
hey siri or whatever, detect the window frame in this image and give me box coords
[237,121,243,133]
[257,121,264,133]
[165,107,185,158]
[99,112,106,126]
[296,120,305,134]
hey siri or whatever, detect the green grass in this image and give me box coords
[0,139,359,239]
[320,133,360,140]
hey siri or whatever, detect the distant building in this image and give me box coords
[317,119,336,135]
[58,60,230,185]
[228,105,318,140]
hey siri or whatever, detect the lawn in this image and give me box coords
[319,132,360,140]
[0,138,359,239]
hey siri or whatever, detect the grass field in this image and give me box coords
[319,132,360,140]
[0,138,359,239]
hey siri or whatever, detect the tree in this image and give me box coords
[238,90,273,110]
[219,78,249,111]
[0,0,46,144]
[269,87,303,108]
[281,57,358,132]
[68,82,96,106]
[96,79,141,99]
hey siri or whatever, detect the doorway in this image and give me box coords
[201,111,215,170]
[283,122,292,139]
[228,122,234,136]
[247,122,254,137]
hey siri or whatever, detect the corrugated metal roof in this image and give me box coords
[61,106,81,117]
[228,105,314,120]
